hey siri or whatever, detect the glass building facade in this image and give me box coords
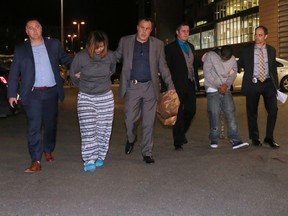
[188,0,259,50]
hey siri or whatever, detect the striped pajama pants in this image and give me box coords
[77,90,114,165]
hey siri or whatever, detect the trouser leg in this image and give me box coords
[95,91,114,160]
[141,83,156,156]
[78,92,98,164]
[207,92,221,143]
[245,92,260,140]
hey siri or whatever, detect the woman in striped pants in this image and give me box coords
[70,30,117,172]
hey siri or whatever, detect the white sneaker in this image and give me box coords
[210,143,218,149]
[232,142,249,150]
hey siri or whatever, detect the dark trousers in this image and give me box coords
[245,80,278,140]
[24,87,59,162]
[173,80,196,146]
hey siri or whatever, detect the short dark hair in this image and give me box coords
[220,45,233,60]
[255,25,268,35]
[25,18,42,26]
[176,21,190,31]
[137,17,154,27]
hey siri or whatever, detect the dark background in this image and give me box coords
[0,0,139,52]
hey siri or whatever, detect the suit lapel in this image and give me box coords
[24,41,36,76]
[44,39,58,76]
[149,37,153,68]
[176,42,184,56]
[128,36,135,69]
[266,45,275,79]
[44,39,53,65]
[266,45,272,66]
[25,41,34,62]
[248,44,255,71]
[175,41,187,68]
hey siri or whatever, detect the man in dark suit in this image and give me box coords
[238,25,279,148]
[8,18,72,172]
[114,18,175,163]
[164,22,200,150]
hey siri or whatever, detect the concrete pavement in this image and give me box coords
[1,86,288,216]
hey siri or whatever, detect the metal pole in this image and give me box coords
[71,37,74,53]
[77,23,80,51]
[61,0,64,48]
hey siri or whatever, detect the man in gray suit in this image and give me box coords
[115,18,175,163]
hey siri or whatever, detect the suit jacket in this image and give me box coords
[164,40,200,95]
[238,42,279,95]
[8,38,72,105]
[114,34,174,99]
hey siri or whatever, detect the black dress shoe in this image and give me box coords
[264,138,280,148]
[183,138,188,144]
[143,156,155,164]
[175,145,183,151]
[125,141,134,154]
[252,139,262,146]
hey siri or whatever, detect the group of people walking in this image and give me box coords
[7,18,280,173]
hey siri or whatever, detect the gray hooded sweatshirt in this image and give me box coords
[202,50,237,92]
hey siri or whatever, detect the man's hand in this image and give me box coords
[9,98,17,108]
[74,72,81,78]
[167,89,176,95]
[218,84,228,94]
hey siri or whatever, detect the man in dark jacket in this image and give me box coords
[238,25,279,148]
[165,22,200,150]
[8,18,72,172]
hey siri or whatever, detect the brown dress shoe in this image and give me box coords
[44,152,54,162]
[24,161,41,173]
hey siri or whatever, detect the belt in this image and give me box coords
[33,85,56,90]
[252,77,272,84]
[130,80,150,84]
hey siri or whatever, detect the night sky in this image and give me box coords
[0,0,139,49]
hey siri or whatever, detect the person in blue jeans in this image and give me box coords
[202,45,249,149]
